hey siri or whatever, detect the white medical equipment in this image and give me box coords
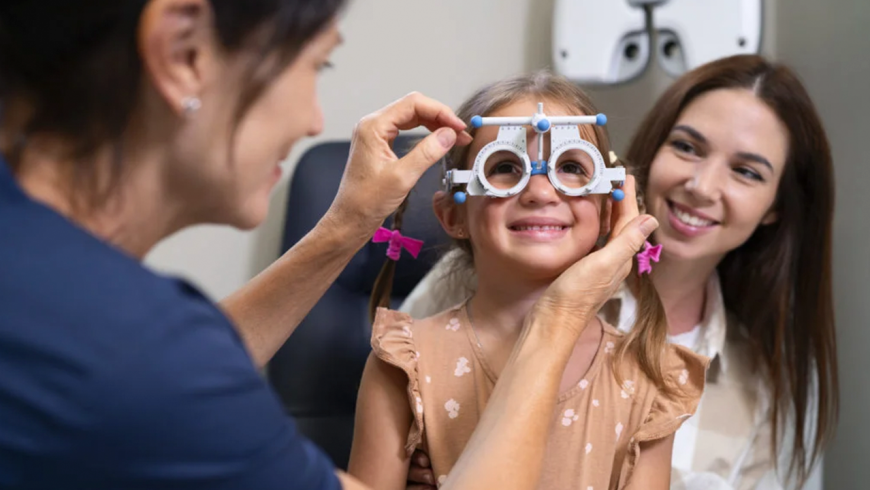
[553,0,763,84]
[443,103,625,203]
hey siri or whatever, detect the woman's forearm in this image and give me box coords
[441,312,579,490]
[337,313,581,490]
[220,212,370,368]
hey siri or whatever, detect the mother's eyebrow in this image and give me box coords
[672,125,708,144]
[736,152,774,172]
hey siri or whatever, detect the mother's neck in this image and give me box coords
[651,253,721,335]
[9,138,186,260]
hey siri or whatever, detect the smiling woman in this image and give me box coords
[625,56,838,487]
[646,89,786,256]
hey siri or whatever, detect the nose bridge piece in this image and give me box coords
[530,160,548,176]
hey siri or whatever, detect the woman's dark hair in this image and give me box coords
[0,0,345,203]
[370,71,675,395]
[625,54,838,485]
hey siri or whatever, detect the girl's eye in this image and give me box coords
[490,162,521,175]
[559,162,588,175]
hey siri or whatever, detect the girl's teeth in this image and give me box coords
[673,207,714,227]
[514,225,564,231]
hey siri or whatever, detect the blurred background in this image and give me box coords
[144,1,869,487]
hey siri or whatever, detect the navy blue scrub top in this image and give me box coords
[0,156,342,490]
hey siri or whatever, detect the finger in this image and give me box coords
[397,128,457,175]
[610,175,640,239]
[596,215,659,269]
[380,92,466,133]
[411,450,431,468]
[407,466,436,486]
[456,130,473,146]
[406,485,438,490]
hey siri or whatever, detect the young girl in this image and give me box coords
[348,73,709,490]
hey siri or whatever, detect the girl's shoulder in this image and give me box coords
[371,305,473,364]
[372,306,460,336]
[369,306,481,456]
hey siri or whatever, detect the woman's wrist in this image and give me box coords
[515,309,590,370]
[316,205,378,254]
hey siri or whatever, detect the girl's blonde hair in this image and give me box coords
[370,71,672,392]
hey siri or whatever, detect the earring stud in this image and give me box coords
[182,96,202,114]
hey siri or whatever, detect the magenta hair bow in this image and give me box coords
[636,241,663,276]
[372,227,424,261]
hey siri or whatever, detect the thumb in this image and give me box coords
[400,128,457,175]
[598,215,659,266]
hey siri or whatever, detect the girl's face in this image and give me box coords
[437,97,607,283]
[645,88,789,264]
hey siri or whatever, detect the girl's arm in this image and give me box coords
[626,434,676,490]
[348,354,415,490]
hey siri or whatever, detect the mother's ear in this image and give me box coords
[433,190,468,239]
[760,208,778,225]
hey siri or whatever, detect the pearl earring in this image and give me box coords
[182,96,202,114]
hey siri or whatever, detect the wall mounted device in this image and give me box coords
[553,0,762,84]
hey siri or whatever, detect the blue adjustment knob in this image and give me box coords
[453,191,467,204]
[470,116,483,129]
[596,113,607,126]
[611,189,625,201]
[536,119,551,132]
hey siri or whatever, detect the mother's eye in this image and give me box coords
[734,167,765,182]
[670,139,697,155]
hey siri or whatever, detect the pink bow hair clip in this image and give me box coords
[636,241,663,276]
[372,227,424,261]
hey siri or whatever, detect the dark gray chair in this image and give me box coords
[267,136,450,469]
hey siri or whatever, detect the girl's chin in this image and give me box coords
[501,258,577,281]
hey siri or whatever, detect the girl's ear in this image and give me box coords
[599,196,613,237]
[433,190,468,239]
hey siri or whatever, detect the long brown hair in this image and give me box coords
[625,54,838,484]
[370,71,673,392]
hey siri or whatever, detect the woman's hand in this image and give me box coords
[406,450,437,490]
[532,177,658,339]
[326,92,472,240]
